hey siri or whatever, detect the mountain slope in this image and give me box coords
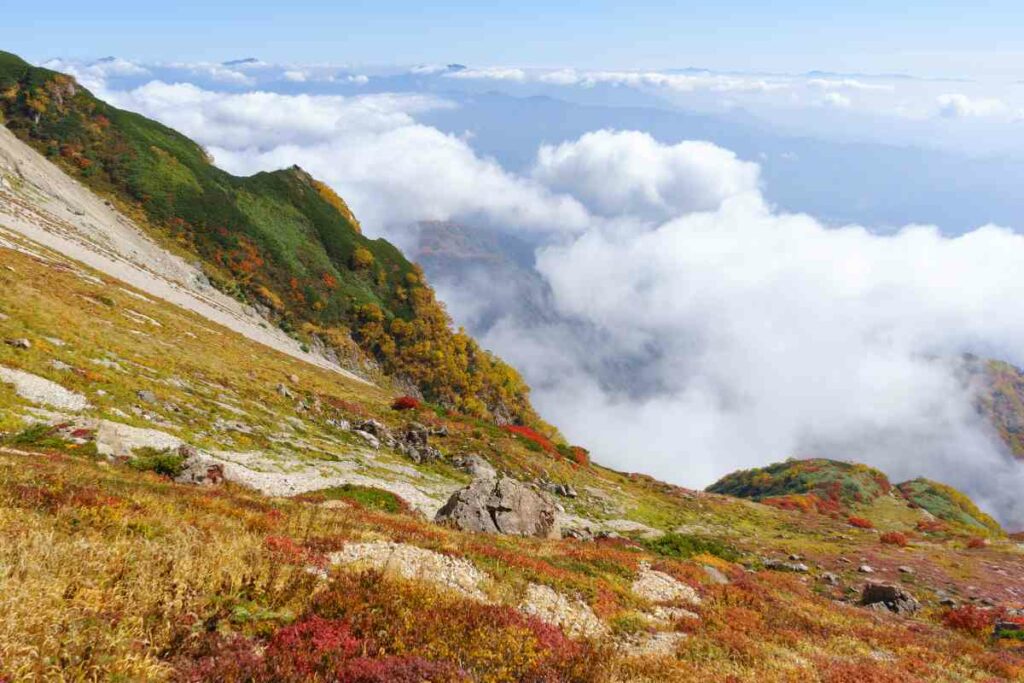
[0,50,537,425]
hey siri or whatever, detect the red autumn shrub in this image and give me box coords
[392,396,421,411]
[172,632,262,682]
[264,535,325,567]
[966,537,988,549]
[916,519,947,533]
[503,425,556,453]
[335,656,465,682]
[942,605,994,636]
[570,446,590,467]
[880,531,908,547]
[263,616,364,679]
[847,516,874,529]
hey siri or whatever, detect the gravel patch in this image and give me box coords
[329,541,489,601]
[0,366,90,411]
[519,583,608,638]
[632,562,702,606]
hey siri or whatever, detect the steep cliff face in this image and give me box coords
[0,50,540,426]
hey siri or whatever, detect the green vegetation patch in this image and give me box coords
[127,447,188,478]
[304,484,410,514]
[642,532,740,563]
[896,478,1003,535]
[706,458,892,512]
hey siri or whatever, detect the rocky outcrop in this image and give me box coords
[396,422,442,463]
[632,562,702,606]
[452,454,496,479]
[519,583,607,638]
[860,583,920,615]
[435,475,561,539]
[174,446,225,486]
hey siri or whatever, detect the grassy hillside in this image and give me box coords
[706,458,893,514]
[973,358,1024,460]
[2,234,1024,680]
[897,478,1003,534]
[707,458,1006,539]
[0,50,538,426]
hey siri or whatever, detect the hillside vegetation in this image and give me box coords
[0,50,538,425]
[707,458,1005,538]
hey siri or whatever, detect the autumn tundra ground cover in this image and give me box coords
[0,237,1023,680]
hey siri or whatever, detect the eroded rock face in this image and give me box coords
[435,475,561,539]
[860,583,920,615]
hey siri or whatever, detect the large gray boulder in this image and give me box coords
[860,583,920,615]
[435,475,561,539]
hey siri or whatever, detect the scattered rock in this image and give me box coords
[788,554,804,561]
[822,573,841,586]
[397,422,442,463]
[452,454,496,480]
[763,558,809,573]
[860,583,920,615]
[519,583,607,638]
[353,430,379,449]
[95,420,183,458]
[632,562,702,605]
[562,526,595,541]
[137,390,158,404]
[702,565,730,585]
[618,631,686,657]
[4,338,31,349]
[898,566,915,575]
[435,475,561,539]
[50,359,72,371]
[327,418,351,431]
[276,383,293,399]
[859,565,875,574]
[939,597,958,608]
[539,478,579,498]
[174,446,225,486]
[288,374,299,384]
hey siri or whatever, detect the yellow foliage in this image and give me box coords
[313,179,362,233]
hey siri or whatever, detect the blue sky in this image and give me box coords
[5,1,1024,76]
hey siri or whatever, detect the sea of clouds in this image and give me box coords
[55,60,1024,526]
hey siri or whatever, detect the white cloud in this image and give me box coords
[109,82,590,234]
[820,92,852,108]
[509,188,1024,525]
[445,67,527,82]
[805,78,894,92]
[936,93,1012,119]
[532,130,759,220]
[283,70,308,82]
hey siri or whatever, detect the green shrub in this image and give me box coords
[128,447,187,477]
[643,532,740,563]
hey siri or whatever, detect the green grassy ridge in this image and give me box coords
[0,50,538,425]
[706,457,1005,535]
[705,457,892,509]
[896,478,1003,534]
